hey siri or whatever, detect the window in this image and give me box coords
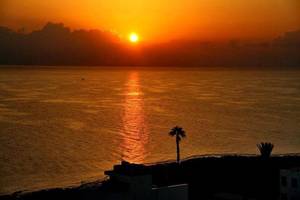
[291,178,298,188]
[281,176,287,187]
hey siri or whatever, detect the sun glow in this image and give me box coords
[129,33,139,43]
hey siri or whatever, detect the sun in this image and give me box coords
[129,33,139,43]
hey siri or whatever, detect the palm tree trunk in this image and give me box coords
[176,137,180,163]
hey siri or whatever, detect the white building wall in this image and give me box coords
[280,169,300,200]
[152,184,188,200]
[107,172,188,200]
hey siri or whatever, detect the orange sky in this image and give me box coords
[1,0,299,42]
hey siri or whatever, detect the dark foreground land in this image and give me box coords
[1,154,300,200]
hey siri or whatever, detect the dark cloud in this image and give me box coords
[0,22,131,65]
[0,22,299,67]
[273,30,300,46]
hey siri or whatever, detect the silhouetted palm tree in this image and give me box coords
[169,126,186,163]
[257,142,274,159]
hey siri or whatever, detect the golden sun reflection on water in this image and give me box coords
[120,72,148,163]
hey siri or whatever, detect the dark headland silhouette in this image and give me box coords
[0,22,300,67]
[2,153,300,200]
[1,123,300,200]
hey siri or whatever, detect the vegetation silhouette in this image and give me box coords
[257,142,274,159]
[169,126,186,163]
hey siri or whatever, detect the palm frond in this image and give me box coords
[169,126,186,138]
[179,130,186,138]
[257,142,274,158]
[169,130,176,136]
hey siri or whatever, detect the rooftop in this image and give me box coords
[105,161,151,176]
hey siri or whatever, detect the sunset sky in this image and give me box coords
[1,0,300,42]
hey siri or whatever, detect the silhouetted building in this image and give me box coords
[105,161,188,200]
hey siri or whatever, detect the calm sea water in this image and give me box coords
[0,66,300,194]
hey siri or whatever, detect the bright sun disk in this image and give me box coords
[129,33,139,43]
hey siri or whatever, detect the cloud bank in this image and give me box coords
[0,22,299,67]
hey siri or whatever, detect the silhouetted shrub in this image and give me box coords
[257,142,274,158]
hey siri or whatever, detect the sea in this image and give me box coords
[0,66,299,194]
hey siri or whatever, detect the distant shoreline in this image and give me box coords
[1,65,299,71]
